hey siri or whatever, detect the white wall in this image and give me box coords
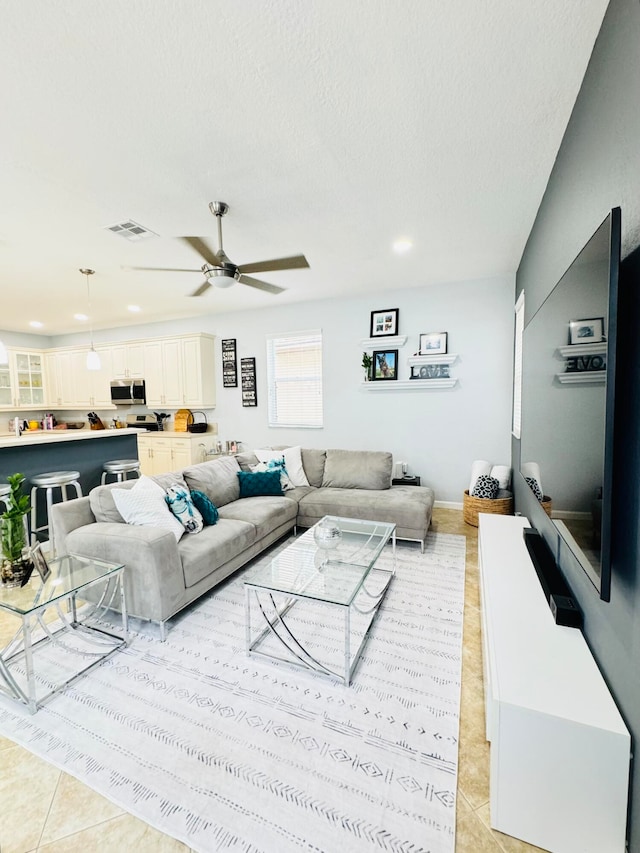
[6,275,515,503]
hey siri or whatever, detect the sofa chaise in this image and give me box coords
[51,447,434,638]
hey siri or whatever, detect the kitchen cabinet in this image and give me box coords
[0,350,47,410]
[112,343,145,379]
[137,432,214,476]
[45,348,114,409]
[144,335,215,408]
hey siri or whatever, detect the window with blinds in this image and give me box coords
[266,330,323,428]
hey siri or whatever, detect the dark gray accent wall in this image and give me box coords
[514,0,640,846]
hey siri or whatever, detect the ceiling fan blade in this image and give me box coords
[128,265,202,273]
[238,254,309,274]
[189,280,213,297]
[180,236,221,267]
[238,274,285,295]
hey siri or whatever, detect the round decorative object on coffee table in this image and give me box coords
[313,518,342,550]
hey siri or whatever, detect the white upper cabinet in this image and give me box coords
[0,350,47,410]
[112,343,145,379]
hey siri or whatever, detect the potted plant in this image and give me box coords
[362,351,373,381]
[1,473,33,587]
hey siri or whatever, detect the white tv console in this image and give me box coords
[478,514,630,853]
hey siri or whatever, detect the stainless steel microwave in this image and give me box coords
[110,378,146,406]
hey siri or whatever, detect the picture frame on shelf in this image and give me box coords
[569,317,605,345]
[370,308,399,337]
[31,542,51,583]
[372,349,398,381]
[419,331,448,355]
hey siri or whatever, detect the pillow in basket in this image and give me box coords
[471,474,500,500]
[525,476,544,502]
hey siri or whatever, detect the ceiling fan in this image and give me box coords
[132,201,309,296]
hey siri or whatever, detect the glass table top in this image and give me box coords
[0,554,124,615]
[244,516,396,606]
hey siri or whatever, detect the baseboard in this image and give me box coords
[434,500,464,510]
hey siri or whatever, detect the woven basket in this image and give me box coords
[187,411,208,433]
[463,489,514,527]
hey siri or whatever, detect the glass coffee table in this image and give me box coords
[0,554,128,713]
[244,516,396,685]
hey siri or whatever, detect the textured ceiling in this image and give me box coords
[0,0,609,336]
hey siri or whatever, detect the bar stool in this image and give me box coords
[30,471,83,557]
[101,459,141,485]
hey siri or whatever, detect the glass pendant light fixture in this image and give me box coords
[80,268,101,371]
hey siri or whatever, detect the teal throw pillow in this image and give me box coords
[237,470,283,498]
[190,489,219,525]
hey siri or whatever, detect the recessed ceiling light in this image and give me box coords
[29,320,44,328]
[127,304,141,313]
[393,239,413,254]
[74,313,89,321]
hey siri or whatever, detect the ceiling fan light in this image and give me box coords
[86,346,101,371]
[206,267,237,289]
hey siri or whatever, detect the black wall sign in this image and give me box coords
[222,339,238,387]
[241,357,257,407]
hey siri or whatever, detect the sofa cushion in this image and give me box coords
[298,486,433,537]
[182,455,240,508]
[235,450,259,472]
[178,518,256,587]
[165,483,204,534]
[301,448,326,488]
[238,470,283,498]
[255,446,310,487]
[111,477,184,542]
[321,449,392,490]
[190,490,219,525]
[219,495,298,539]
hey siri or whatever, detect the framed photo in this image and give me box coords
[569,317,605,345]
[31,542,51,583]
[372,349,398,381]
[370,308,399,338]
[419,331,448,355]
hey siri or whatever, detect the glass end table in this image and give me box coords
[0,554,128,713]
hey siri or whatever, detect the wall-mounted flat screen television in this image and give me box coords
[519,207,621,601]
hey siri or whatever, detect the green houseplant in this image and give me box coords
[1,473,32,586]
[362,351,373,381]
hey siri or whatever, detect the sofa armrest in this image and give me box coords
[65,522,185,623]
[50,497,96,557]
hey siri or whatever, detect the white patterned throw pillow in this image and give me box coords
[250,458,294,490]
[165,484,204,534]
[254,446,309,487]
[112,476,184,542]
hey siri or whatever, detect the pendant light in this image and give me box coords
[80,268,101,371]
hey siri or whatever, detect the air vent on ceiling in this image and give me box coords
[105,219,157,241]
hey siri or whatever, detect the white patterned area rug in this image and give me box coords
[0,531,465,853]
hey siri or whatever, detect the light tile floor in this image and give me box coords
[0,508,544,852]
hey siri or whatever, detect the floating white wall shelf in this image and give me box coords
[361,378,458,390]
[558,342,607,358]
[556,371,606,385]
[407,353,459,367]
[360,335,408,349]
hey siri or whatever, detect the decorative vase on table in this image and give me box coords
[1,474,33,588]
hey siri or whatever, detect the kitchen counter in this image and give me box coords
[0,428,142,449]
[0,430,140,522]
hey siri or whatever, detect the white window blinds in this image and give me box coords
[266,330,323,428]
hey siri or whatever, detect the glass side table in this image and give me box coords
[0,554,128,713]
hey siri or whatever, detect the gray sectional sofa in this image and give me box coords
[51,447,434,638]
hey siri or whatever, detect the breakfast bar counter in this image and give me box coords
[0,428,141,503]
